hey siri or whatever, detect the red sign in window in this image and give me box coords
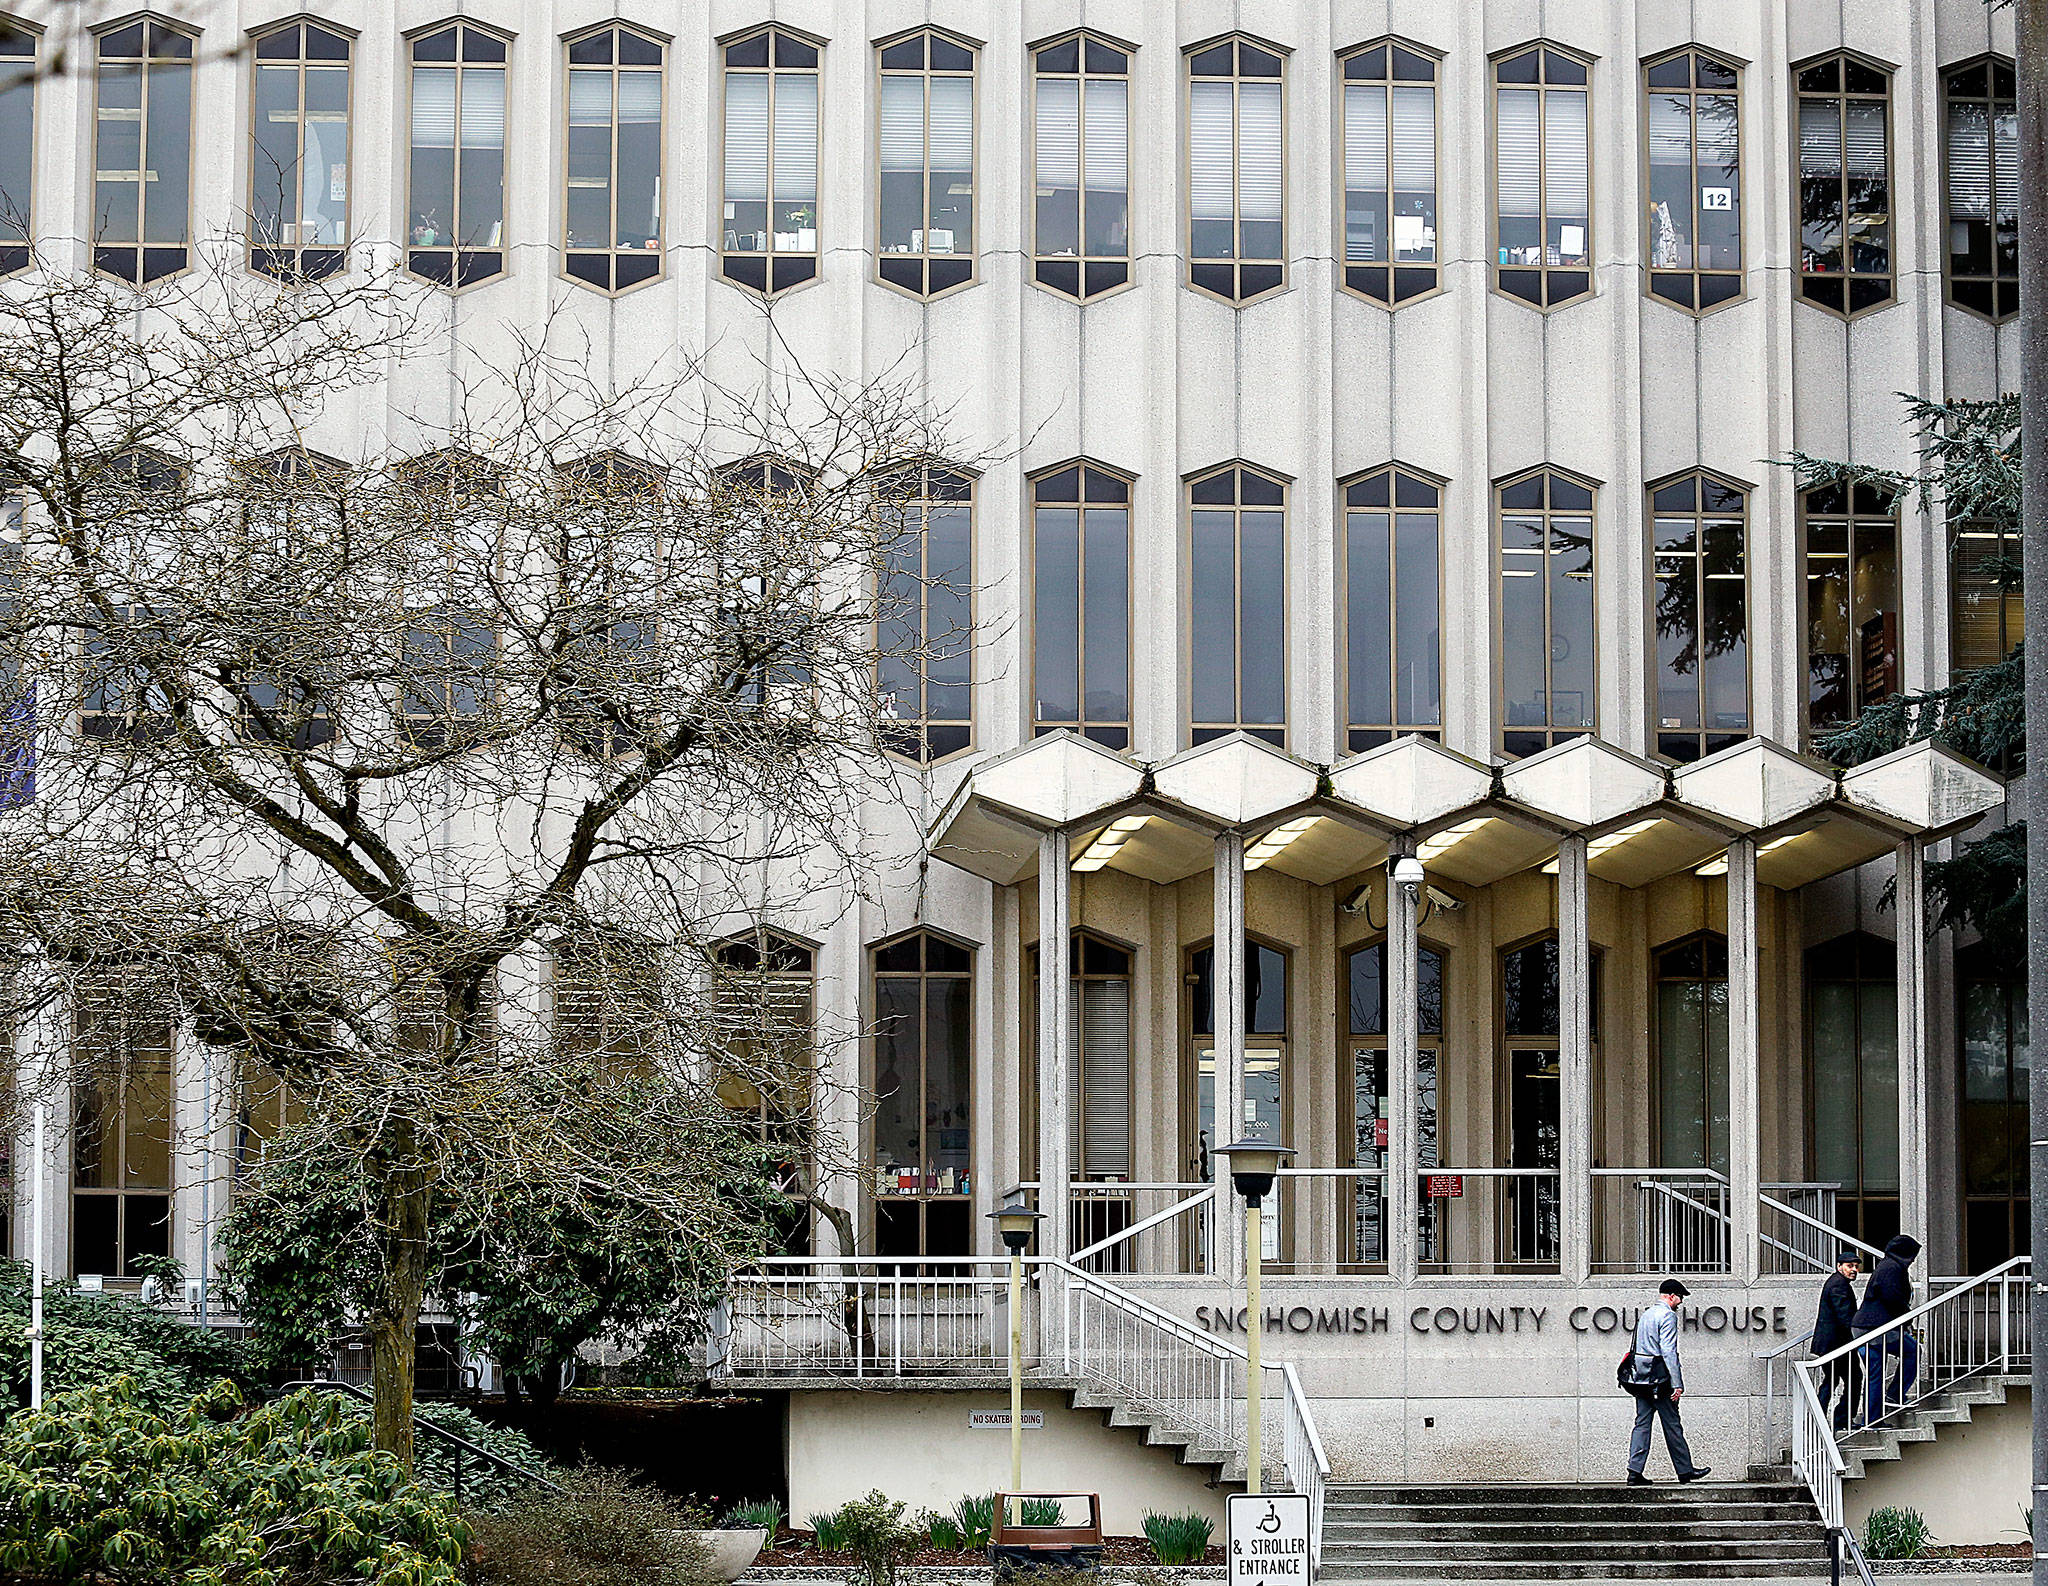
[1425,1174,1464,1199]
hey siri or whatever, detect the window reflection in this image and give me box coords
[249,21,352,282]
[1497,469,1595,758]
[722,27,820,296]
[877,30,976,299]
[1188,464,1286,746]
[563,24,665,294]
[0,22,35,274]
[1802,482,1898,733]
[1651,472,1748,763]
[877,464,974,762]
[1644,48,1742,312]
[1796,54,1893,315]
[1942,57,2018,321]
[1032,464,1129,748]
[1345,466,1440,751]
[1655,934,1729,1176]
[94,18,194,285]
[1341,41,1438,305]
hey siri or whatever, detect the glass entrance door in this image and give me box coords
[1507,1045,1561,1263]
[1350,1044,1439,1265]
[1197,1045,1283,1259]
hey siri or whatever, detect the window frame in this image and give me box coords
[1950,515,2024,675]
[559,20,669,297]
[1025,930,1138,1186]
[872,25,981,303]
[1804,933,1901,1251]
[246,16,356,283]
[1028,458,1133,749]
[1638,45,1746,316]
[718,23,824,299]
[1493,466,1599,759]
[1335,36,1443,308]
[1029,29,1134,302]
[1183,934,1292,1183]
[1184,461,1289,749]
[0,14,40,277]
[91,14,199,287]
[868,928,976,1261]
[1798,481,1900,738]
[1938,54,2019,324]
[1649,931,1727,1176]
[393,449,507,750]
[1340,462,1444,752]
[403,17,512,293]
[70,987,175,1281]
[1183,33,1291,307]
[1341,933,1449,1271]
[876,462,976,765]
[1791,50,1897,319]
[1647,468,1751,765]
[1489,41,1596,312]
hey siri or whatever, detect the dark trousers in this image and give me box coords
[1628,1392,1699,1478]
[1851,1327,1919,1423]
[1818,1352,1855,1429]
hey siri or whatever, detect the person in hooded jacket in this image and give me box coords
[1849,1234,1921,1424]
[1811,1250,1861,1430]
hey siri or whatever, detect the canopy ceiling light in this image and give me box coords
[1540,817,1661,874]
[1072,814,1149,872]
[1243,816,1319,871]
[1694,830,1801,877]
[1416,816,1490,865]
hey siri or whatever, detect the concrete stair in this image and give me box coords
[1063,1380,1245,1483]
[1315,1481,1829,1581]
[1834,1372,2025,1480]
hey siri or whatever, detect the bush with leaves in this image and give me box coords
[831,1491,920,1586]
[0,1377,468,1585]
[1863,1504,1932,1560]
[465,1466,715,1586]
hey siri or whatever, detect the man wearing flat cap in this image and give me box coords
[1812,1250,1862,1430]
[1622,1277,1711,1484]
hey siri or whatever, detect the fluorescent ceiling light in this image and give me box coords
[1244,815,1319,872]
[1073,815,1149,872]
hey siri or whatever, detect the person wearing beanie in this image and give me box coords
[1850,1235,1922,1423]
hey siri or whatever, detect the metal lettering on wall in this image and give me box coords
[1193,1301,1790,1337]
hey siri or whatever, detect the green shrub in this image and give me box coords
[723,1497,786,1532]
[1019,1497,1065,1527]
[808,1510,850,1553]
[0,1377,469,1585]
[466,1467,714,1586]
[832,1490,919,1586]
[400,1401,555,1514]
[922,1509,965,1550]
[952,1492,996,1550]
[1143,1511,1215,1565]
[1863,1505,1932,1561]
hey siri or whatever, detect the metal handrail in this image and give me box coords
[283,1378,563,1504]
[1070,1185,1216,1265]
[1804,1253,2030,1377]
[1759,1192,1885,1263]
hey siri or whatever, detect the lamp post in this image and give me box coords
[989,1192,1045,1494]
[1218,1139,1293,1495]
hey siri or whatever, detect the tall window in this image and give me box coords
[1952,518,2024,673]
[1493,44,1591,309]
[1808,935,1899,1251]
[1186,37,1286,304]
[407,21,507,289]
[1344,465,1440,751]
[1346,940,1445,1266]
[0,21,34,275]
[72,986,173,1279]
[93,18,194,285]
[1802,483,1898,733]
[1188,940,1288,1176]
[1030,934,1134,1185]
[1497,469,1595,758]
[1501,939,1572,1267]
[249,21,351,281]
[722,27,820,297]
[552,930,663,1067]
[563,24,664,294]
[1960,947,2029,1270]
[397,453,503,749]
[1652,472,1748,763]
[1340,40,1438,305]
[877,464,973,763]
[1189,464,1286,747]
[714,929,816,1255]
[1642,48,1741,312]
[233,1056,304,1183]
[1942,57,2018,321]
[1033,33,1129,300]
[1655,934,1728,1175]
[1796,54,1893,315]
[1032,463,1129,748]
[876,29,976,299]
[872,931,972,1259]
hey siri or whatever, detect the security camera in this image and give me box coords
[1425,885,1465,913]
[1391,856,1425,891]
[1338,882,1372,916]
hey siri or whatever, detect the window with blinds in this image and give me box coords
[552,930,664,1070]
[1952,518,2024,676]
[1497,469,1596,758]
[563,24,664,294]
[1033,33,1130,300]
[1642,48,1742,313]
[92,18,194,286]
[722,27,820,296]
[1340,41,1438,305]
[1801,483,1899,734]
[1188,464,1286,746]
[1650,472,1749,764]
[0,21,34,276]
[877,464,974,763]
[248,21,351,283]
[1344,466,1441,751]
[876,29,976,299]
[1032,463,1130,747]
[407,22,507,290]
[1795,54,1893,316]
[1186,36,1286,304]
[1942,57,2019,321]
[1028,935,1134,1183]
[1492,45,1591,309]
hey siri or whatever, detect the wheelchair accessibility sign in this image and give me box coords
[1227,1493,1312,1586]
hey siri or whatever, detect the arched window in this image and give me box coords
[1339,39,1440,305]
[1185,35,1287,304]
[562,23,665,293]
[871,930,973,1258]
[1032,33,1130,300]
[248,20,353,281]
[1188,464,1286,746]
[1959,945,2029,1269]
[714,928,816,1255]
[0,19,36,275]
[1031,463,1130,747]
[1641,46,1743,312]
[875,29,977,299]
[1651,471,1749,763]
[1492,43,1591,309]
[1345,938,1445,1265]
[1344,465,1441,750]
[406,20,508,289]
[1497,468,1595,758]
[1654,933,1728,1174]
[877,463,974,763]
[1795,53,1893,316]
[1801,481,1898,733]
[1941,57,2018,321]
[721,26,820,296]
[93,17,195,285]
[1808,934,1898,1250]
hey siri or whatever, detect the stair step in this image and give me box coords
[1324,1538,1826,1560]
[1318,1562,1827,1581]
[1326,1516,1819,1537]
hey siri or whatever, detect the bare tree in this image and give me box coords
[0,244,970,1465]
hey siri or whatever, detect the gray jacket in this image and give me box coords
[1630,1304,1684,1395]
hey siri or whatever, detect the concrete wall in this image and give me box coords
[785,1387,1226,1535]
[1846,1388,2033,1549]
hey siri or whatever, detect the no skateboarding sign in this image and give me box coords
[1227,1494,1312,1586]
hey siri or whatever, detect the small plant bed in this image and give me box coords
[750,1533,1222,1569]
[1925,1543,2035,1558]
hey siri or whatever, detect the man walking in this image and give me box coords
[1624,1278,1712,1485]
[1812,1250,1862,1430]
[1850,1235,1922,1425]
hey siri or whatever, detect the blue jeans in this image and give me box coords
[1854,1329,1919,1422]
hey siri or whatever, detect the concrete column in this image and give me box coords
[1894,839,1932,1249]
[1727,838,1761,1283]
[1036,831,1072,1263]
[1211,833,1246,1280]
[1387,850,1420,1286]
[1558,837,1593,1283]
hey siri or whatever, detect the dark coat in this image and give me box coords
[1813,1272,1858,1354]
[1851,1235,1921,1331]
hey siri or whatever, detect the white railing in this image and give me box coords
[1593,1168,1730,1273]
[1060,1182,1216,1274]
[1277,1360,1330,1567]
[1414,1167,1561,1272]
[1759,1187,1881,1277]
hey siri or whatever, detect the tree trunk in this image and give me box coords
[370,1168,434,1470]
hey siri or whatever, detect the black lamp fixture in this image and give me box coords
[1217,1138,1295,1207]
[988,1189,1045,1254]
